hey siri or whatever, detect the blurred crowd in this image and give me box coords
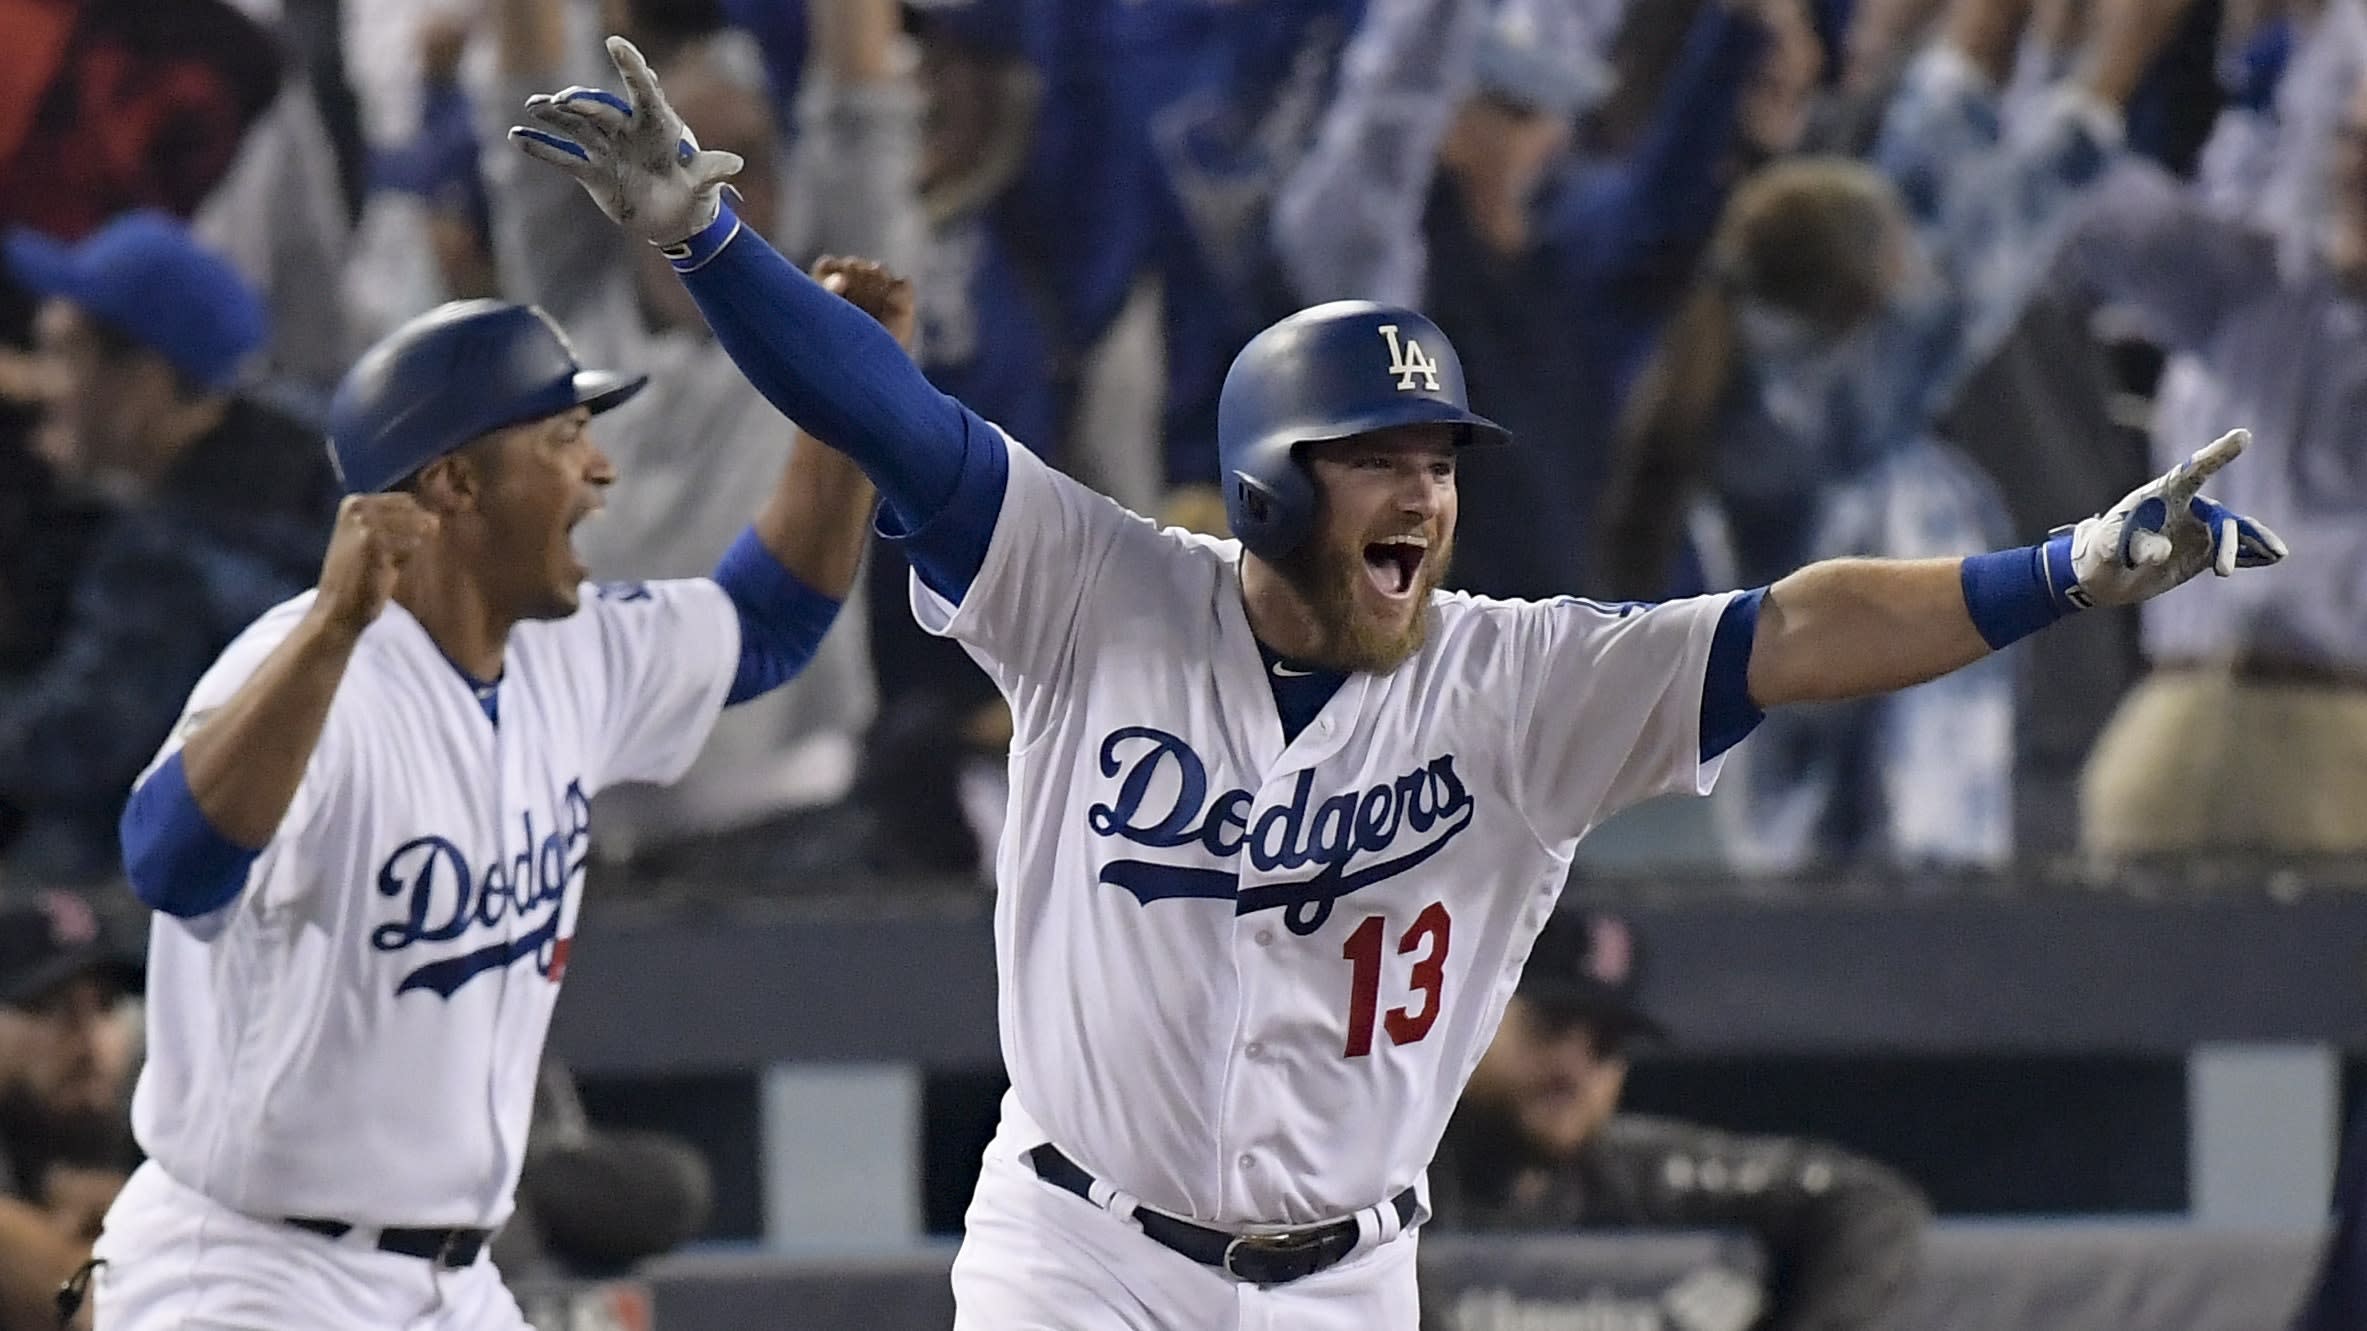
[1,0,2363,895]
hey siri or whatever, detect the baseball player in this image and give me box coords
[84,264,912,1330]
[516,38,2287,1329]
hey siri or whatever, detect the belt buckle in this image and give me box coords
[1221,1227,1332,1286]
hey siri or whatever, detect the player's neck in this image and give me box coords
[1238,555,1329,664]
[393,553,512,682]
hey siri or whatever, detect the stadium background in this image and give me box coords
[0,0,2361,1327]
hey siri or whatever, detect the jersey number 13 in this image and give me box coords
[1340,902,1451,1058]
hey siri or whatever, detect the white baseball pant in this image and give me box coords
[92,1163,531,1331]
[950,1122,1422,1330]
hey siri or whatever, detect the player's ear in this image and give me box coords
[407,450,480,515]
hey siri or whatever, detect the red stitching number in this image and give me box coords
[1341,901,1453,1058]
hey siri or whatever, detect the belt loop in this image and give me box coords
[1366,1195,1404,1246]
[1097,1185,1145,1232]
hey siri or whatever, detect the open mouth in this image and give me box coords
[562,506,599,575]
[1361,535,1428,599]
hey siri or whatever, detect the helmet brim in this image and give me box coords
[573,369,649,417]
[1281,397,1513,452]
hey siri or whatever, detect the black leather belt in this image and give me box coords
[1026,1144,1417,1286]
[283,1216,489,1268]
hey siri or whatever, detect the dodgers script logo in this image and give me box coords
[371,781,591,998]
[1087,727,1474,934]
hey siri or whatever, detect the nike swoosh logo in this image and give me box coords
[1272,664,1313,677]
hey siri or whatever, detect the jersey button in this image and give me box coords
[1245,1040,1266,1060]
[1254,929,1275,947]
[1239,1154,1257,1171]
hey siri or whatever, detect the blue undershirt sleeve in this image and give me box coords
[1701,589,1768,762]
[669,205,1009,598]
[119,752,258,919]
[712,528,847,704]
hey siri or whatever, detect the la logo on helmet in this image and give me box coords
[1378,324,1441,392]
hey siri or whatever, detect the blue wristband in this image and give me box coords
[661,201,743,273]
[1959,529,2082,651]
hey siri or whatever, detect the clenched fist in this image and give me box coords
[312,494,439,640]
[811,255,918,352]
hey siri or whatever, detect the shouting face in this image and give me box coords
[434,406,617,622]
[1271,425,1460,674]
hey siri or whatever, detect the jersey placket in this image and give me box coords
[479,673,525,1224]
[1215,679,1367,1221]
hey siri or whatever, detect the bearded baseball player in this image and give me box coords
[86,263,912,1330]
[518,38,2286,1330]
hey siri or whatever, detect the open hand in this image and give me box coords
[509,36,743,247]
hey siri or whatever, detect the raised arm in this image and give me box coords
[1746,429,2285,707]
[794,0,926,276]
[120,497,435,917]
[1270,0,1488,306]
[1878,0,2201,288]
[509,37,1003,600]
[750,259,897,595]
[481,0,645,357]
[709,258,894,706]
[1549,0,1773,287]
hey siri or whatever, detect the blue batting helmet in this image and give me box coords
[1216,301,1508,561]
[327,300,648,494]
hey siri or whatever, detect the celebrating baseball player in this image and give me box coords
[86,265,910,1329]
[517,37,2286,1330]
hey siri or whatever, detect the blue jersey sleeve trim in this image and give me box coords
[119,751,258,919]
[875,421,1011,605]
[1702,589,1767,763]
[713,527,846,705]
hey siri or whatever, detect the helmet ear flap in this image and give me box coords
[1225,437,1317,561]
[1234,473,1275,527]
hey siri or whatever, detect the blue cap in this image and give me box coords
[327,300,647,494]
[3,211,267,392]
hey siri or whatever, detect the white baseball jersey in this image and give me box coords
[127,579,737,1230]
[917,442,1739,1228]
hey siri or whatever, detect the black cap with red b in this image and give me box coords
[0,890,142,1012]
[1517,909,1668,1044]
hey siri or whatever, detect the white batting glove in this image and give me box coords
[2058,428,2288,609]
[507,36,743,249]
